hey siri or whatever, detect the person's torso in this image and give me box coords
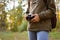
[28,0,52,31]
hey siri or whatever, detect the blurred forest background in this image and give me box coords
[0,0,60,40]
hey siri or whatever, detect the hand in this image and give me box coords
[30,14,40,22]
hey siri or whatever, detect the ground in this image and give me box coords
[0,31,60,40]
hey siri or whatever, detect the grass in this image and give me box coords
[0,31,28,40]
[49,31,60,40]
[0,31,60,40]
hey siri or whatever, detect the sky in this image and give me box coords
[5,0,28,12]
[5,0,19,12]
[21,0,28,12]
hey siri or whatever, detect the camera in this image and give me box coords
[26,14,35,21]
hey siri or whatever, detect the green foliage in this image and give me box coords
[5,2,23,31]
[18,20,28,32]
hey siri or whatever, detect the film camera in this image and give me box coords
[26,3,38,21]
[26,14,35,21]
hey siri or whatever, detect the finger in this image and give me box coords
[30,18,35,22]
[32,18,39,22]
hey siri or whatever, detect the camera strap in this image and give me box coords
[28,0,40,15]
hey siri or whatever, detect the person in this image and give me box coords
[25,0,56,40]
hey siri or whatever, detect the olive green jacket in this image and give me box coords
[26,0,56,31]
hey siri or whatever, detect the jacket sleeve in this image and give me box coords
[39,0,56,21]
[26,0,30,14]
